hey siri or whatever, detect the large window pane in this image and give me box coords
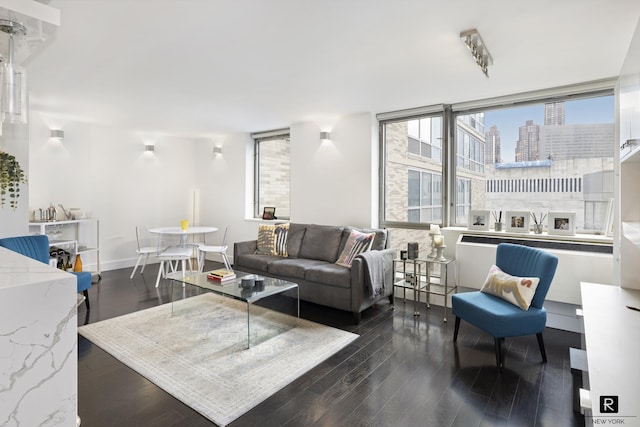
[454,95,614,232]
[255,135,290,219]
[383,114,444,225]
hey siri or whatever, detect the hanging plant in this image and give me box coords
[0,150,27,210]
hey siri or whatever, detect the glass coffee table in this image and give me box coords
[166,270,299,348]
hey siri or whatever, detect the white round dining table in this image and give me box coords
[149,226,218,246]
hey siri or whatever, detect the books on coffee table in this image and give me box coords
[206,269,236,283]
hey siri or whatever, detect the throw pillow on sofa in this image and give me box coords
[335,229,375,267]
[256,223,289,256]
[480,264,540,310]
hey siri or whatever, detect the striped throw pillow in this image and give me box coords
[335,230,375,267]
[256,223,289,257]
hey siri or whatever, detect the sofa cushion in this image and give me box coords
[268,258,328,280]
[339,227,388,252]
[305,263,351,289]
[286,223,307,258]
[235,253,281,272]
[335,230,375,267]
[298,224,344,262]
[256,223,289,256]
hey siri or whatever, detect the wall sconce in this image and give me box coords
[50,129,64,140]
[145,144,155,152]
[460,28,493,78]
[320,131,331,142]
[213,146,222,155]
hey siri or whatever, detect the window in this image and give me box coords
[381,112,444,227]
[454,94,614,232]
[253,132,290,219]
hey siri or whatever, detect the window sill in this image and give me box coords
[444,226,613,246]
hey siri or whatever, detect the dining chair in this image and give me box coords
[130,226,164,279]
[0,234,92,309]
[155,233,194,287]
[197,226,231,272]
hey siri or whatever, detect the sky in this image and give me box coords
[484,95,614,162]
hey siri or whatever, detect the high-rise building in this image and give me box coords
[544,102,565,125]
[515,120,540,161]
[485,125,501,163]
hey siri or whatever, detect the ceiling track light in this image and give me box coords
[460,29,493,78]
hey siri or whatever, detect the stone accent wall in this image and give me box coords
[259,138,290,218]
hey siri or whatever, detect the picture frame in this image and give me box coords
[548,211,576,236]
[262,206,276,220]
[468,209,490,231]
[505,210,530,233]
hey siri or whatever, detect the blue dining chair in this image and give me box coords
[452,243,558,371]
[0,234,92,309]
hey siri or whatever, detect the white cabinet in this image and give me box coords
[29,219,100,275]
[618,19,640,290]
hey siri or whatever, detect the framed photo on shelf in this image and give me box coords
[505,211,530,233]
[262,206,276,220]
[548,212,575,235]
[468,209,490,231]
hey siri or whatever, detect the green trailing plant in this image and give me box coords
[0,150,27,210]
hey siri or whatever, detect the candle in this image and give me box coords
[433,235,444,247]
[430,224,440,234]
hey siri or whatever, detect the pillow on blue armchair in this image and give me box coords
[480,265,540,310]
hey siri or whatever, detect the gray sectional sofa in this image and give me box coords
[233,223,396,322]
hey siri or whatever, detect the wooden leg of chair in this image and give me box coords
[494,337,504,371]
[83,290,90,310]
[453,317,461,342]
[536,332,548,363]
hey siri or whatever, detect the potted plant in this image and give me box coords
[0,150,27,209]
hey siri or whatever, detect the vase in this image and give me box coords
[73,254,83,272]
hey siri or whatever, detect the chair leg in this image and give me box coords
[494,337,504,371]
[140,253,150,274]
[130,255,143,279]
[83,290,90,310]
[155,261,164,287]
[536,332,548,363]
[453,316,461,342]
[222,253,232,271]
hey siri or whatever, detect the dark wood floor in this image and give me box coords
[78,263,584,427]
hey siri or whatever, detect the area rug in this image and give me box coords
[78,293,358,426]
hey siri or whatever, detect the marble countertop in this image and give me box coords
[0,246,75,290]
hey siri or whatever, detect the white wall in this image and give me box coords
[25,109,381,271]
[290,112,378,227]
[28,110,199,271]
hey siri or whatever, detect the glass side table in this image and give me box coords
[424,257,456,322]
[393,258,427,316]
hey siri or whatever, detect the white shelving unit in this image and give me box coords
[29,219,100,278]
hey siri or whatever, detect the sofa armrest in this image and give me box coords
[233,240,257,258]
[350,248,396,313]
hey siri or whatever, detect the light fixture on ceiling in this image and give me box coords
[213,146,222,155]
[145,144,155,152]
[0,19,28,125]
[50,129,64,140]
[460,28,493,78]
[320,131,331,142]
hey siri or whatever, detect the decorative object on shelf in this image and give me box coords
[428,224,441,258]
[492,210,503,231]
[400,250,408,260]
[531,212,547,234]
[407,242,419,260]
[262,206,276,220]
[435,245,447,262]
[468,209,490,231]
[505,210,530,233]
[73,254,83,272]
[548,211,576,236]
[0,150,27,209]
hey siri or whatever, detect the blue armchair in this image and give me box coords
[452,243,558,371]
[0,234,92,309]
